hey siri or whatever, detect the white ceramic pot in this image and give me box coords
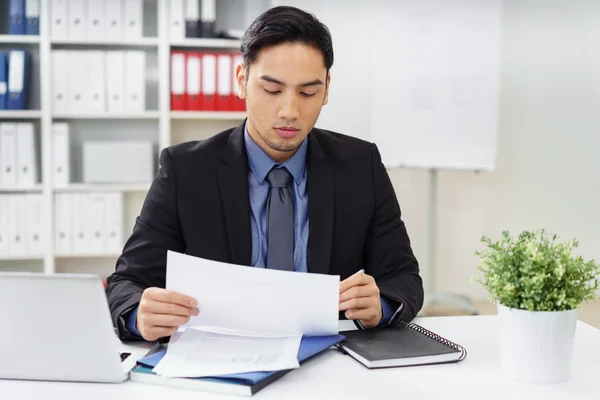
[497,303,577,384]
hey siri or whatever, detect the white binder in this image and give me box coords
[125,50,146,112]
[51,50,70,112]
[8,195,26,256]
[54,193,73,254]
[0,123,18,188]
[86,0,105,40]
[72,193,89,253]
[0,196,9,256]
[26,194,44,256]
[16,123,37,188]
[50,0,69,40]
[105,0,124,41]
[87,193,107,253]
[87,50,106,112]
[52,123,71,187]
[124,0,143,41]
[67,0,87,40]
[69,51,88,112]
[105,51,125,112]
[169,0,185,40]
[105,192,123,253]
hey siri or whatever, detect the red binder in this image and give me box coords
[185,52,202,111]
[216,53,234,111]
[201,52,217,111]
[170,51,186,110]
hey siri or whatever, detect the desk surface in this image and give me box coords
[2,316,600,400]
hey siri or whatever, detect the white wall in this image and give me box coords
[179,0,600,299]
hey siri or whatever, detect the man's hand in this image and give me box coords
[137,287,199,341]
[339,271,382,328]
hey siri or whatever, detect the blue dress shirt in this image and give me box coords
[126,125,394,336]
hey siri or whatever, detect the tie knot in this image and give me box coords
[267,167,292,188]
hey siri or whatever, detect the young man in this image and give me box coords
[106,6,423,342]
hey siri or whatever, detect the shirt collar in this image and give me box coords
[244,122,307,185]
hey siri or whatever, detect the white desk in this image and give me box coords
[2,316,600,400]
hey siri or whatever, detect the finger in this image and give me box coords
[143,326,178,341]
[144,313,191,328]
[340,272,372,293]
[339,296,378,311]
[345,307,380,322]
[143,300,199,317]
[146,288,198,308]
[339,284,379,303]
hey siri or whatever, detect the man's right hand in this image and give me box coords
[136,287,200,341]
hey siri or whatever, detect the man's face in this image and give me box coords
[236,43,330,162]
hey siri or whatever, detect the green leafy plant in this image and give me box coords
[474,230,600,311]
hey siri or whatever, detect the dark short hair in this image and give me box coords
[241,6,334,75]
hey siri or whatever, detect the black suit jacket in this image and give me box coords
[106,123,424,339]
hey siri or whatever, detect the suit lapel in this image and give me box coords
[307,132,334,275]
[217,123,252,266]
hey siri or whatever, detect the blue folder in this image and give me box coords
[26,0,40,36]
[0,53,7,110]
[7,49,29,110]
[9,0,26,35]
[132,334,345,394]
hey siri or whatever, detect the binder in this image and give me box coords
[50,0,69,40]
[0,52,7,110]
[9,0,26,35]
[0,123,18,188]
[69,51,88,112]
[106,51,125,112]
[105,192,123,252]
[124,0,143,41]
[185,0,200,38]
[16,123,37,187]
[232,54,246,111]
[87,193,107,253]
[8,195,26,256]
[170,52,186,110]
[52,123,71,187]
[201,52,217,110]
[125,51,146,112]
[67,0,87,40]
[25,0,40,35]
[86,0,105,41]
[217,53,233,111]
[0,196,9,256]
[169,0,185,40]
[7,49,29,110]
[54,193,73,254]
[186,52,201,110]
[51,50,70,112]
[72,193,89,253]
[200,0,216,38]
[26,194,44,256]
[105,0,124,41]
[87,50,106,112]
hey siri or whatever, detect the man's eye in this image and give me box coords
[264,89,280,95]
[300,92,316,97]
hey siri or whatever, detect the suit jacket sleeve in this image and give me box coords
[365,144,424,324]
[105,148,185,339]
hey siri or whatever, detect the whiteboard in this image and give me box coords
[280,0,503,171]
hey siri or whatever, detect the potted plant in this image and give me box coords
[474,230,599,384]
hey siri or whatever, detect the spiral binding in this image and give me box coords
[404,322,468,361]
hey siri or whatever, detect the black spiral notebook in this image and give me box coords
[338,322,467,368]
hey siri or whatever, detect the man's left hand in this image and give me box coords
[339,271,382,328]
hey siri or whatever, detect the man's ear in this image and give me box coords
[323,72,331,105]
[236,63,247,100]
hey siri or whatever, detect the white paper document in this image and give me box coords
[166,250,340,336]
[153,328,302,378]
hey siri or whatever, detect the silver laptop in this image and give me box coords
[0,272,136,383]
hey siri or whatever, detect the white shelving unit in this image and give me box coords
[0,0,270,276]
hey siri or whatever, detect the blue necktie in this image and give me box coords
[266,167,294,271]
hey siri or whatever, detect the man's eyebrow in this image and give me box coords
[260,75,324,87]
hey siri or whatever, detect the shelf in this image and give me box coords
[170,38,241,49]
[52,112,160,120]
[51,38,159,47]
[0,255,43,261]
[54,183,151,193]
[55,253,121,259]
[0,185,43,193]
[0,35,40,44]
[171,111,247,120]
[0,110,42,119]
